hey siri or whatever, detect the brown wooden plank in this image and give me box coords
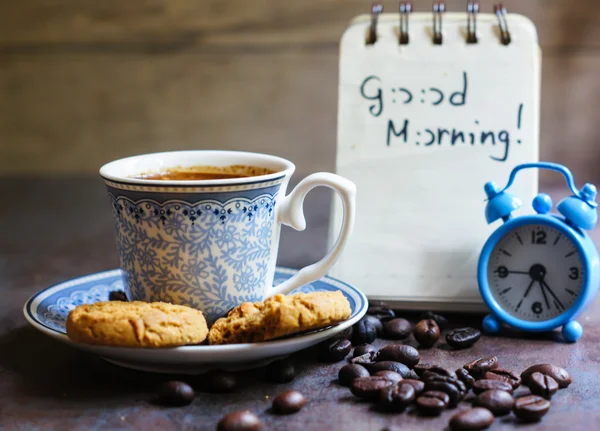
[1,52,600,182]
[0,0,599,52]
[0,52,338,175]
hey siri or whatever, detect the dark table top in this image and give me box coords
[1,177,600,431]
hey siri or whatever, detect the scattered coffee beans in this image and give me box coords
[474,390,514,416]
[352,317,378,345]
[456,368,475,389]
[513,395,551,421]
[379,382,416,412]
[157,381,195,406]
[377,344,420,368]
[423,375,465,407]
[367,306,395,321]
[362,315,384,334]
[367,361,411,378]
[420,367,457,380]
[414,364,456,379]
[321,338,352,362]
[419,311,448,329]
[449,407,494,431]
[353,344,377,358]
[402,379,425,395]
[350,376,395,399]
[206,371,237,393]
[521,364,572,389]
[272,390,306,414]
[416,390,450,416]
[338,364,370,386]
[109,290,128,301]
[350,352,377,367]
[374,370,403,384]
[483,368,521,389]
[265,359,295,383]
[528,372,558,399]
[382,318,412,340]
[446,327,481,349]
[473,379,513,394]
[217,411,262,431]
[463,357,498,379]
[413,319,440,348]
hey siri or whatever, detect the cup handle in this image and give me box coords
[270,172,356,296]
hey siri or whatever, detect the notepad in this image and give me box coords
[329,8,540,311]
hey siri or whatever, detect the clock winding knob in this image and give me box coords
[532,193,552,214]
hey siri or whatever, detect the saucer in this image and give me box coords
[24,267,367,374]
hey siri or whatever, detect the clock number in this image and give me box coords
[569,267,579,280]
[531,301,543,315]
[531,229,547,244]
[496,266,509,278]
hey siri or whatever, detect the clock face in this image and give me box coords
[487,223,584,321]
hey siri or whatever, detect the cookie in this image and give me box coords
[208,291,351,345]
[66,301,208,348]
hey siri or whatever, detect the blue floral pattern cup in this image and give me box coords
[100,151,356,323]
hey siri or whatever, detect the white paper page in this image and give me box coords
[330,13,540,311]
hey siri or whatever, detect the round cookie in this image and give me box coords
[208,291,351,345]
[66,301,208,348]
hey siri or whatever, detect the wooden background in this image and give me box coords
[1,0,599,184]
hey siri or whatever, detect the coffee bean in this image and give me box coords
[349,352,377,367]
[353,344,377,358]
[382,318,412,340]
[374,371,403,384]
[217,411,262,431]
[272,390,306,414]
[321,338,352,362]
[449,407,494,431]
[521,364,572,389]
[414,363,456,379]
[418,365,457,380]
[463,357,499,379]
[474,390,514,416]
[379,382,416,412]
[402,379,425,395]
[157,381,195,406]
[528,372,558,399]
[456,368,475,389]
[416,390,450,416]
[446,327,481,349]
[483,368,521,389]
[419,311,448,330]
[473,379,513,394]
[407,370,420,380]
[206,371,237,393]
[513,395,551,421]
[265,360,295,383]
[362,315,384,334]
[339,364,370,386]
[367,361,411,378]
[351,376,395,399]
[413,319,440,348]
[336,327,354,340]
[109,290,128,301]
[424,375,464,407]
[377,344,420,368]
[367,306,396,321]
[352,317,378,345]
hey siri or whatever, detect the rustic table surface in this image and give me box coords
[1,177,599,431]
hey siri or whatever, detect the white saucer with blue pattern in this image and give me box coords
[24,267,368,374]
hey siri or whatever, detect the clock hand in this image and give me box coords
[516,279,536,312]
[540,280,565,311]
[539,280,550,309]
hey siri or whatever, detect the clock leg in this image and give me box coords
[483,314,501,334]
[562,321,583,342]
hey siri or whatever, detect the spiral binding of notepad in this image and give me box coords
[367,1,512,45]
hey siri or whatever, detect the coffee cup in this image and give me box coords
[100,151,356,323]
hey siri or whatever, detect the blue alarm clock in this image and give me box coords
[478,162,599,342]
